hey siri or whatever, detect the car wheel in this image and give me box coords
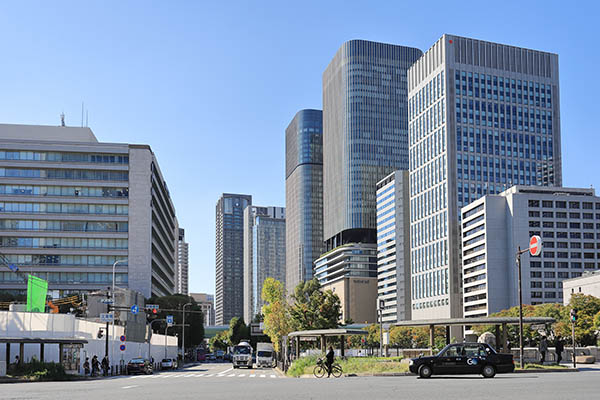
[418,364,433,379]
[482,365,496,378]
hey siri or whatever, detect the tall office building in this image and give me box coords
[376,170,411,323]
[215,193,251,325]
[323,40,422,249]
[285,109,323,295]
[408,35,562,319]
[321,40,422,322]
[0,124,179,298]
[243,206,285,323]
[177,228,189,295]
[461,186,600,317]
[190,292,216,326]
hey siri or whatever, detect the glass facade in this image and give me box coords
[408,35,561,319]
[323,40,423,247]
[285,109,323,295]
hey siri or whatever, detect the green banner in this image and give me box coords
[26,275,48,312]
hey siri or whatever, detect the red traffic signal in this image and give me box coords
[152,308,158,314]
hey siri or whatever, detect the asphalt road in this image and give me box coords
[2,362,599,400]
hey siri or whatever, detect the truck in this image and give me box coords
[256,342,275,368]
[232,341,253,368]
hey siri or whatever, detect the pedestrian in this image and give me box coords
[83,357,90,375]
[555,337,564,365]
[325,346,335,378]
[101,355,109,376]
[14,355,20,365]
[91,355,99,376]
[539,336,548,365]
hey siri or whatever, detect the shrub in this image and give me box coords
[12,360,71,381]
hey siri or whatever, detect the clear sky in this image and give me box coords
[0,1,598,295]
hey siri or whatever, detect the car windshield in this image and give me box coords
[234,346,251,355]
[130,359,144,364]
[162,359,171,362]
[257,351,272,358]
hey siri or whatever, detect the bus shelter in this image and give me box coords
[287,328,367,358]
[394,317,555,353]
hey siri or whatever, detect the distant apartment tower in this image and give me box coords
[408,35,562,319]
[285,109,323,295]
[190,292,215,326]
[0,124,179,298]
[243,206,285,323]
[461,186,600,317]
[376,171,411,323]
[177,228,189,295]
[215,193,251,325]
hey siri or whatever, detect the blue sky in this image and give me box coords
[0,1,598,295]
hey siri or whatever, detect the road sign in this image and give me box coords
[130,305,139,315]
[120,344,126,351]
[8,264,18,272]
[146,304,159,310]
[529,235,542,256]
[166,315,174,326]
[100,313,114,322]
[100,299,114,304]
[120,335,126,342]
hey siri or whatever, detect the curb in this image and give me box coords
[513,368,578,373]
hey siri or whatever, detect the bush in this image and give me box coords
[287,355,319,377]
[11,360,71,381]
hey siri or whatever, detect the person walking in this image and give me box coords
[91,355,99,376]
[325,346,335,378]
[539,336,548,365]
[101,355,109,376]
[555,337,564,365]
[83,357,90,375]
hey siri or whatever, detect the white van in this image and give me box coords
[256,342,275,368]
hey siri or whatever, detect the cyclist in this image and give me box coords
[326,346,335,378]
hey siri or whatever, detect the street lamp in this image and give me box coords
[378,299,385,357]
[148,318,165,366]
[111,259,127,373]
[182,302,192,363]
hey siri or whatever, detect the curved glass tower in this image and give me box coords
[285,109,323,295]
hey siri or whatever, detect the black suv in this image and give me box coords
[127,358,153,375]
[409,343,514,378]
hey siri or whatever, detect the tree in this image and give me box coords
[146,294,204,349]
[289,279,341,330]
[209,331,229,351]
[261,277,291,352]
[227,317,250,345]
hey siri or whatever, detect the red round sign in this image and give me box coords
[529,235,542,256]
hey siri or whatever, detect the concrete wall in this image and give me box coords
[0,311,177,372]
[563,273,600,304]
[324,277,378,324]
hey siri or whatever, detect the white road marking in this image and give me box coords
[270,374,276,378]
[260,374,266,378]
[249,374,256,377]
[122,385,138,389]
[227,373,236,377]
[206,374,214,377]
[238,374,245,377]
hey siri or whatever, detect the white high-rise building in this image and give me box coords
[177,228,189,295]
[461,186,600,317]
[408,35,562,320]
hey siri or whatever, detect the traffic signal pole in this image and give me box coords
[570,309,577,369]
[105,288,110,361]
[516,246,528,369]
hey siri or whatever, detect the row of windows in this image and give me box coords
[542,242,600,249]
[0,185,128,198]
[0,271,128,284]
[530,221,600,230]
[529,230,599,240]
[2,254,128,266]
[0,202,128,215]
[531,291,563,299]
[411,238,448,273]
[528,200,599,209]
[0,168,128,181]
[412,298,449,310]
[531,271,586,278]
[0,237,128,249]
[529,211,599,219]
[412,268,449,299]
[411,209,448,249]
[0,219,128,232]
[409,71,445,121]
[454,71,552,108]
[411,130,447,196]
[0,151,129,164]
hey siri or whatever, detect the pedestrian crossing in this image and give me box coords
[128,372,282,380]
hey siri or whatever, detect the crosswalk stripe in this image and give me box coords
[249,374,256,377]
[270,375,276,378]
[260,374,266,378]
[227,373,236,377]
[206,374,214,377]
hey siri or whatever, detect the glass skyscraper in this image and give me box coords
[323,40,422,249]
[243,206,285,323]
[285,109,323,295]
[408,34,562,320]
[215,193,251,325]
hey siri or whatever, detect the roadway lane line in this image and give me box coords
[227,373,236,377]
[219,367,234,374]
[122,385,138,389]
[205,374,214,377]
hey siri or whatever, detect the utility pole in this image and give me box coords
[378,299,384,357]
[148,319,165,366]
[182,303,192,363]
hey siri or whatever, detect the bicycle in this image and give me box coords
[313,357,343,378]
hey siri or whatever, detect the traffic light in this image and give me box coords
[97,329,104,339]
[152,308,158,315]
[570,309,577,323]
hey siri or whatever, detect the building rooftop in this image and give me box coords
[0,123,98,143]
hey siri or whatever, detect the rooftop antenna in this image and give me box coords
[60,112,65,127]
[81,102,84,127]
[86,109,89,127]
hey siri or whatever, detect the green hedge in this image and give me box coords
[11,360,73,381]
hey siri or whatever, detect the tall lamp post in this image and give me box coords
[378,299,385,357]
[148,318,165,366]
[182,302,192,363]
[111,259,128,373]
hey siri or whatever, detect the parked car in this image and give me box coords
[216,350,225,360]
[207,353,216,361]
[127,358,153,375]
[409,343,514,378]
[161,358,176,370]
